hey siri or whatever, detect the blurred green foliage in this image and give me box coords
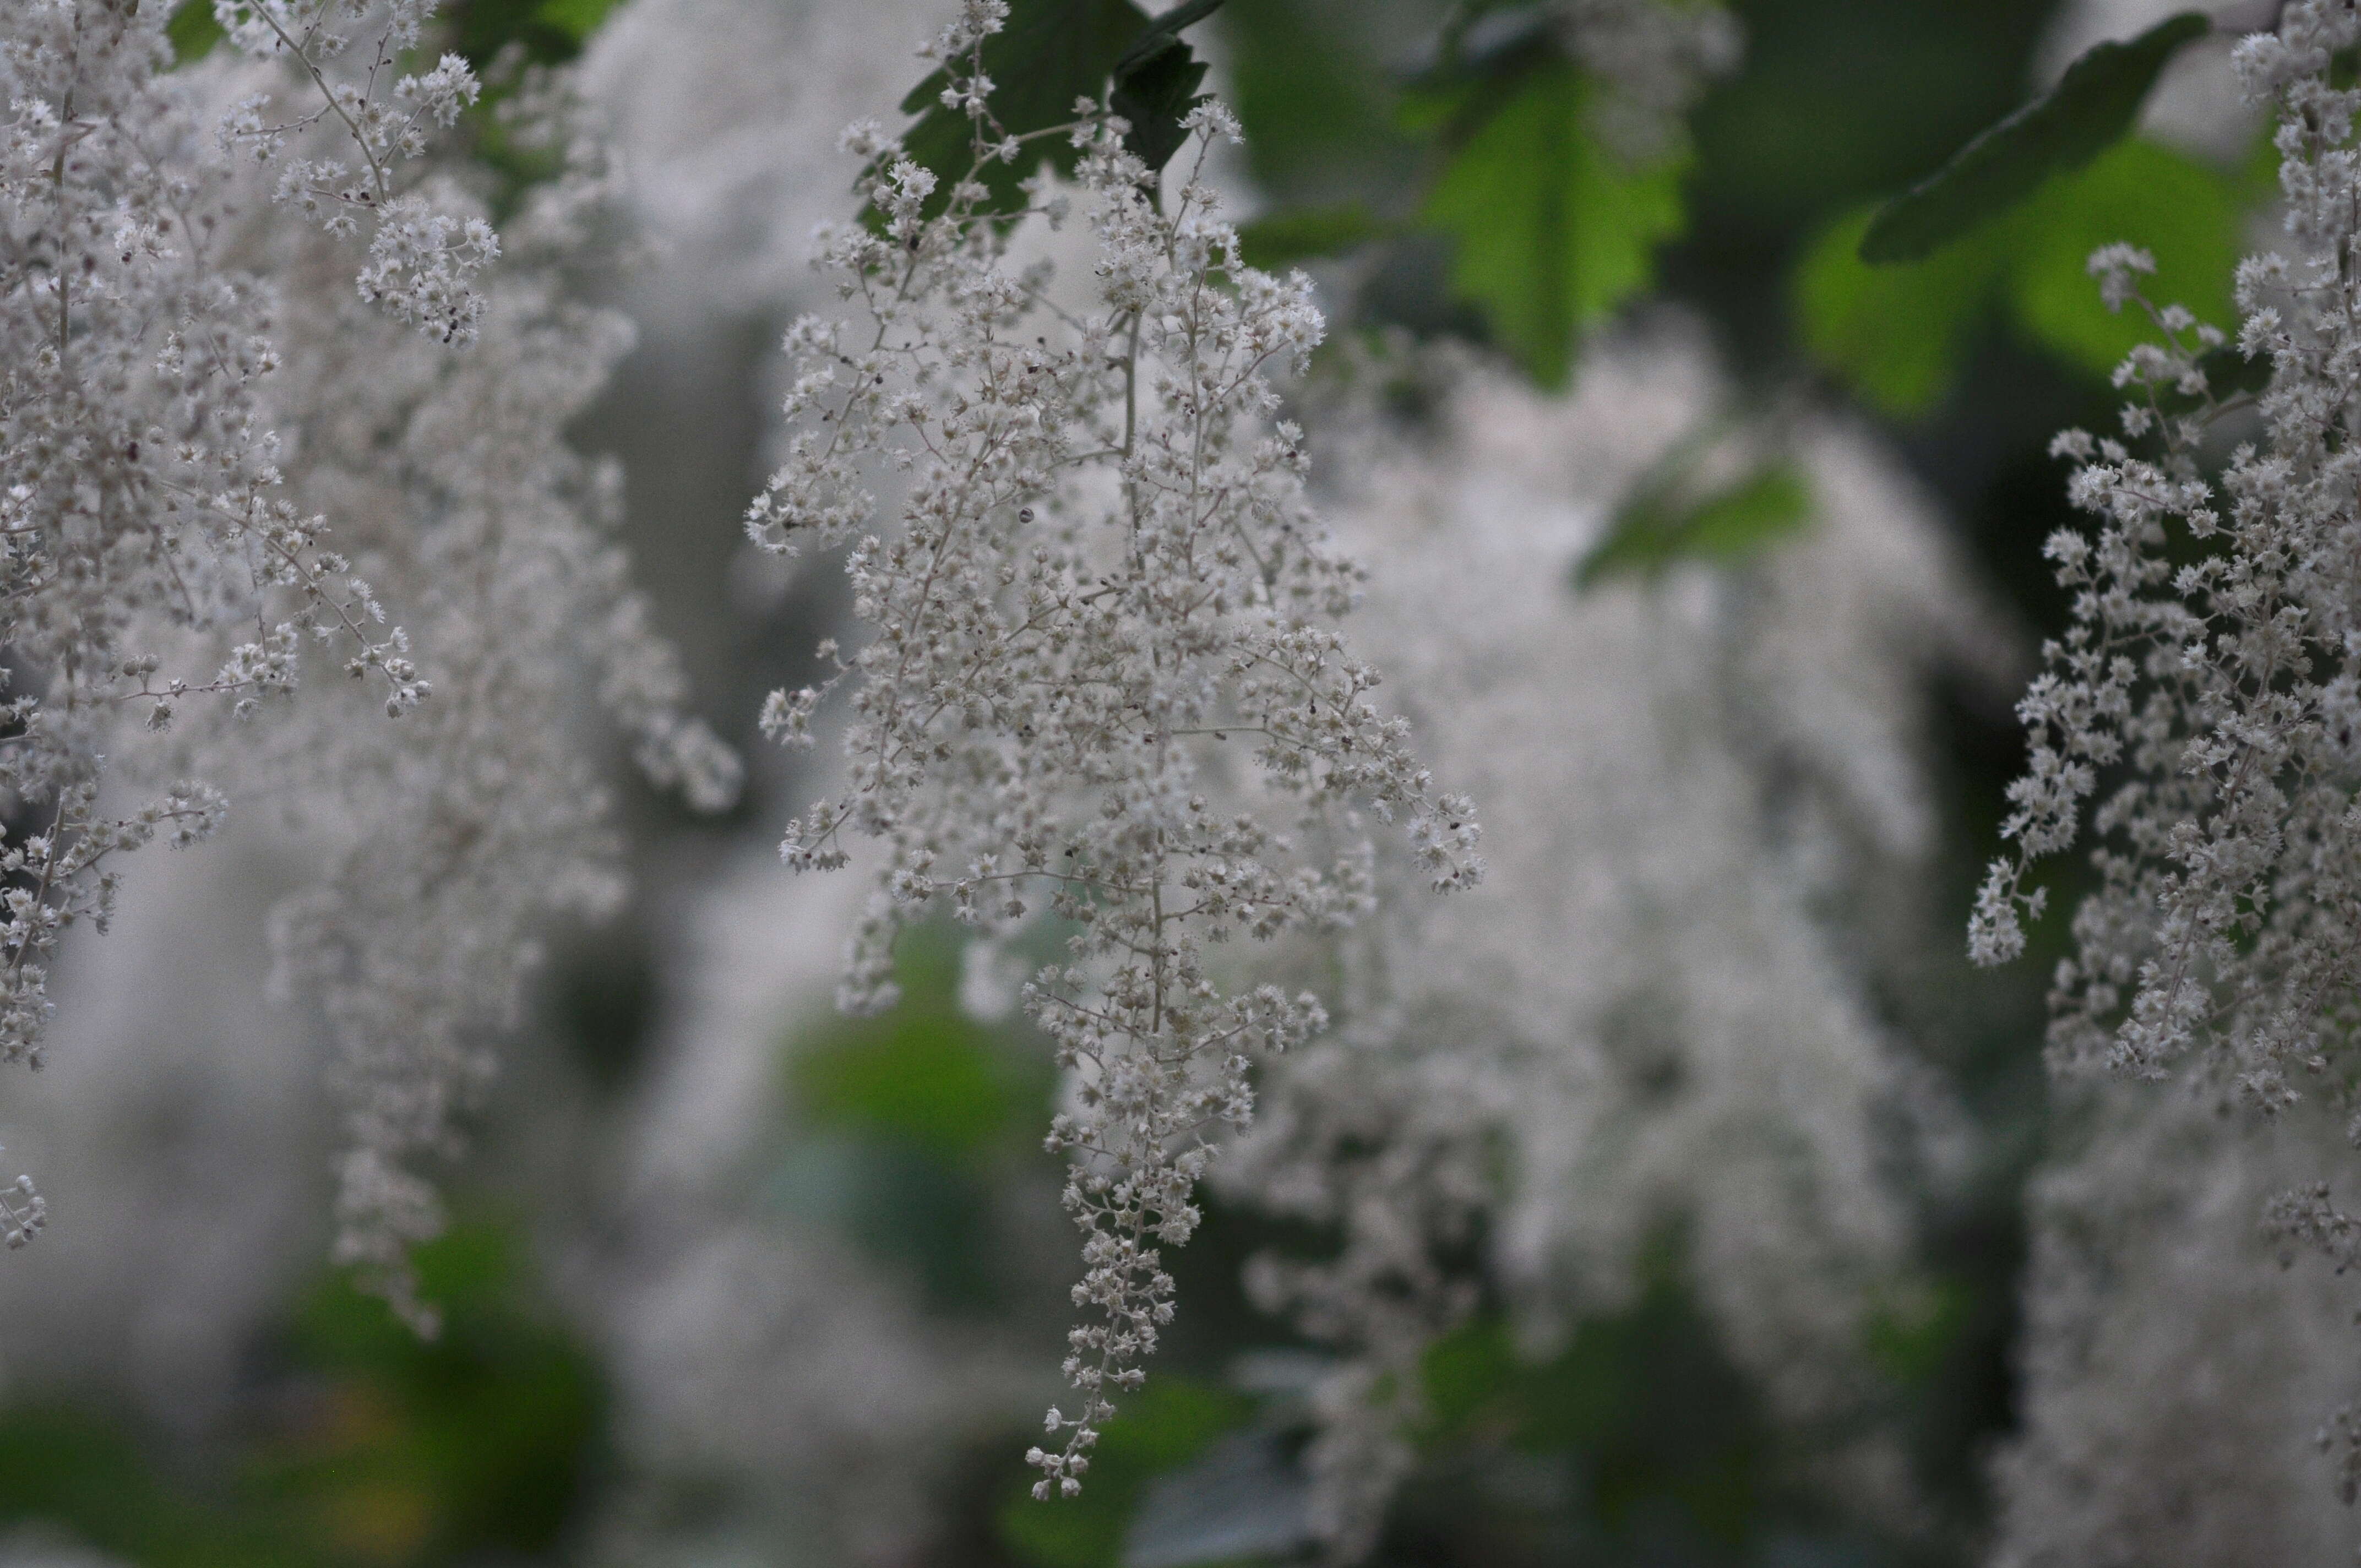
[1799,137,2245,415]
[0,1224,602,1568]
[253,1224,604,1562]
[1417,63,1688,388]
[164,1,225,65]
[1857,11,2210,263]
[790,935,1054,1164]
[1578,455,1811,589]
[1220,2,1692,389]
[1373,1242,1913,1568]
[776,933,1057,1310]
[165,0,622,69]
[445,0,627,67]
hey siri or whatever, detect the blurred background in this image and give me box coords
[0,0,2286,1564]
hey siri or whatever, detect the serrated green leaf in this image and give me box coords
[1110,39,1208,174]
[1234,202,1385,269]
[1859,10,2210,264]
[893,0,1152,220]
[165,0,225,65]
[1418,61,1687,389]
[1796,206,2008,416]
[2001,136,2239,379]
[1576,461,1812,590]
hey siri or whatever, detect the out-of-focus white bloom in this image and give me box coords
[0,2,733,1320]
[0,1527,132,1568]
[203,54,736,1325]
[582,845,1037,1565]
[600,1218,987,1562]
[576,0,944,322]
[749,2,1480,1494]
[1552,0,1742,157]
[0,826,323,1434]
[1992,1085,2360,1567]
[1227,331,2006,1555]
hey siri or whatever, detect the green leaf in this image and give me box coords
[2000,136,2239,380]
[1109,39,1209,175]
[532,0,623,50]
[1114,0,1227,77]
[893,0,1152,219]
[165,0,226,65]
[1858,10,2210,263]
[1215,0,1416,200]
[1418,61,1687,389]
[447,0,616,66]
[1796,206,2008,416]
[1798,137,2242,413]
[1576,460,1813,590]
[1234,202,1385,269]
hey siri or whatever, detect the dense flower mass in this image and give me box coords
[1973,0,2361,1107]
[1224,337,1999,1554]
[0,0,420,1087]
[749,0,1483,1495]
[0,0,732,1320]
[1989,1082,2361,1567]
[1972,0,2361,1539]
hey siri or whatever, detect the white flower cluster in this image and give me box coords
[1225,336,2005,1556]
[748,0,1481,1498]
[1971,0,2361,1103]
[212,0,498,342]
[1990,1085,2361,1567]
[0,1,425,1107]
[209,60,737,1326]
[1971,0,2361,1536]
[0,2,733,1321]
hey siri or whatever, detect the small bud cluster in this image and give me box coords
[750,0,1481,1496]
[0,1169,43,1250]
